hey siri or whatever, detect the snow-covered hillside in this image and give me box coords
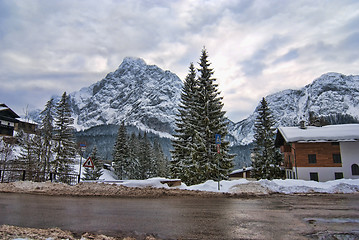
[228,72,359,145]
[69,57,183,136]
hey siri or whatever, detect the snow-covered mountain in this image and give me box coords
[228,72,359,146]
[69,57,183,137]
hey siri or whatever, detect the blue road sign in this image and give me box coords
[215,134,221,144]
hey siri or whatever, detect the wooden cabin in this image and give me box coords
[0,104,20,136]
[0,104,37,136]
[275,124,359,181]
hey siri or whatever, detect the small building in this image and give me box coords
[229,167,253,179]
[15,119,37,134]
[0,104,38,136]
[0,104,20,136]
[275,124,359,181]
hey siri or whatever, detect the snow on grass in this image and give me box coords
[193,178,359,194]
[89,176,359,194]
[258,178,359,194]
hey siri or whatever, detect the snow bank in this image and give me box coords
[91,178,359,194]
[189,178,359,194]
[258,178,359,194]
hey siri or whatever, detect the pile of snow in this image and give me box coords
[86,177,359,194]
[71,161,359,194]
[258,178,359,194]
[189,178,359,194]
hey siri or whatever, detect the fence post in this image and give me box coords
[22,170,26,181]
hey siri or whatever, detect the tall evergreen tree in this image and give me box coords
[153,140,168,177]
[53,92,76,183]
[171,63,197,182]
[138,132,155,179]
[171,48,234,185]
[82,146,103,180]
[113,121,131,179]
[39,98,55,177]
[195,48,233,183]
[128,132,140,179]
[251,97,283,180]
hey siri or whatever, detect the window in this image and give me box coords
[333,154,342,164]
[352,164,359,176]
[335,172,343,180]
[310,172,318,181]
[331,142,339,146]
[308,154,317,164]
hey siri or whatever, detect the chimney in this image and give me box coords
[299,120,307,129]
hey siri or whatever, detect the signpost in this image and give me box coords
[215,134,221,190]
[78,143,86,183]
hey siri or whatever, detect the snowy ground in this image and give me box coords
[77,162,359,195]
[93,168,359,195]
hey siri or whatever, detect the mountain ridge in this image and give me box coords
[228,72,359,146]
[69,57,183,137]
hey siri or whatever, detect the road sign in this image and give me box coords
[83,157,94,169]
[79,143,86,153]
[215,134,221,144]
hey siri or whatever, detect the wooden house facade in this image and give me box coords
[0,104,37,136]
[0,104,20,136]
[275,124,359,181]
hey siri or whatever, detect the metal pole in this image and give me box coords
[78,154,82,183]
[217,144,220,191]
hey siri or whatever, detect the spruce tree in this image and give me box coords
[251,97,283,180]
[128,132,140,179]
[39,98,55,177]
[82,146,103,180]
[138,132,155,179]
[113,122,131,179]
[171,48,234,185]
[171,63,197,182]
[153,140,168,177]
[194,48,233,183]
[53,92,76,183]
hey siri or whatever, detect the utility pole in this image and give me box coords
[215,134,221,191]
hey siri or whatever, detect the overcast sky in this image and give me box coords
[1,0,358,122]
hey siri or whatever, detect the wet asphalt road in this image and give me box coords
[0,193,358,239]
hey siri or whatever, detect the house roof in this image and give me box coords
[275,124,359,145]
[0,103,20,119]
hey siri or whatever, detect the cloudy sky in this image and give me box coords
[1,0,358,122]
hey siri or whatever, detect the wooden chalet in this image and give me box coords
[275,124,359,181]
[0,104,38,136]
[0,104,20,136]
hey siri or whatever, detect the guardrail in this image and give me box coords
[0,169,80,185]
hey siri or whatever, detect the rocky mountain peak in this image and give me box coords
[228,72,359,146]
[69,57,183,135]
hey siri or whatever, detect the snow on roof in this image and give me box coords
[0,103,9,111]
[230,167,253,175]
[278,124,359,143]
